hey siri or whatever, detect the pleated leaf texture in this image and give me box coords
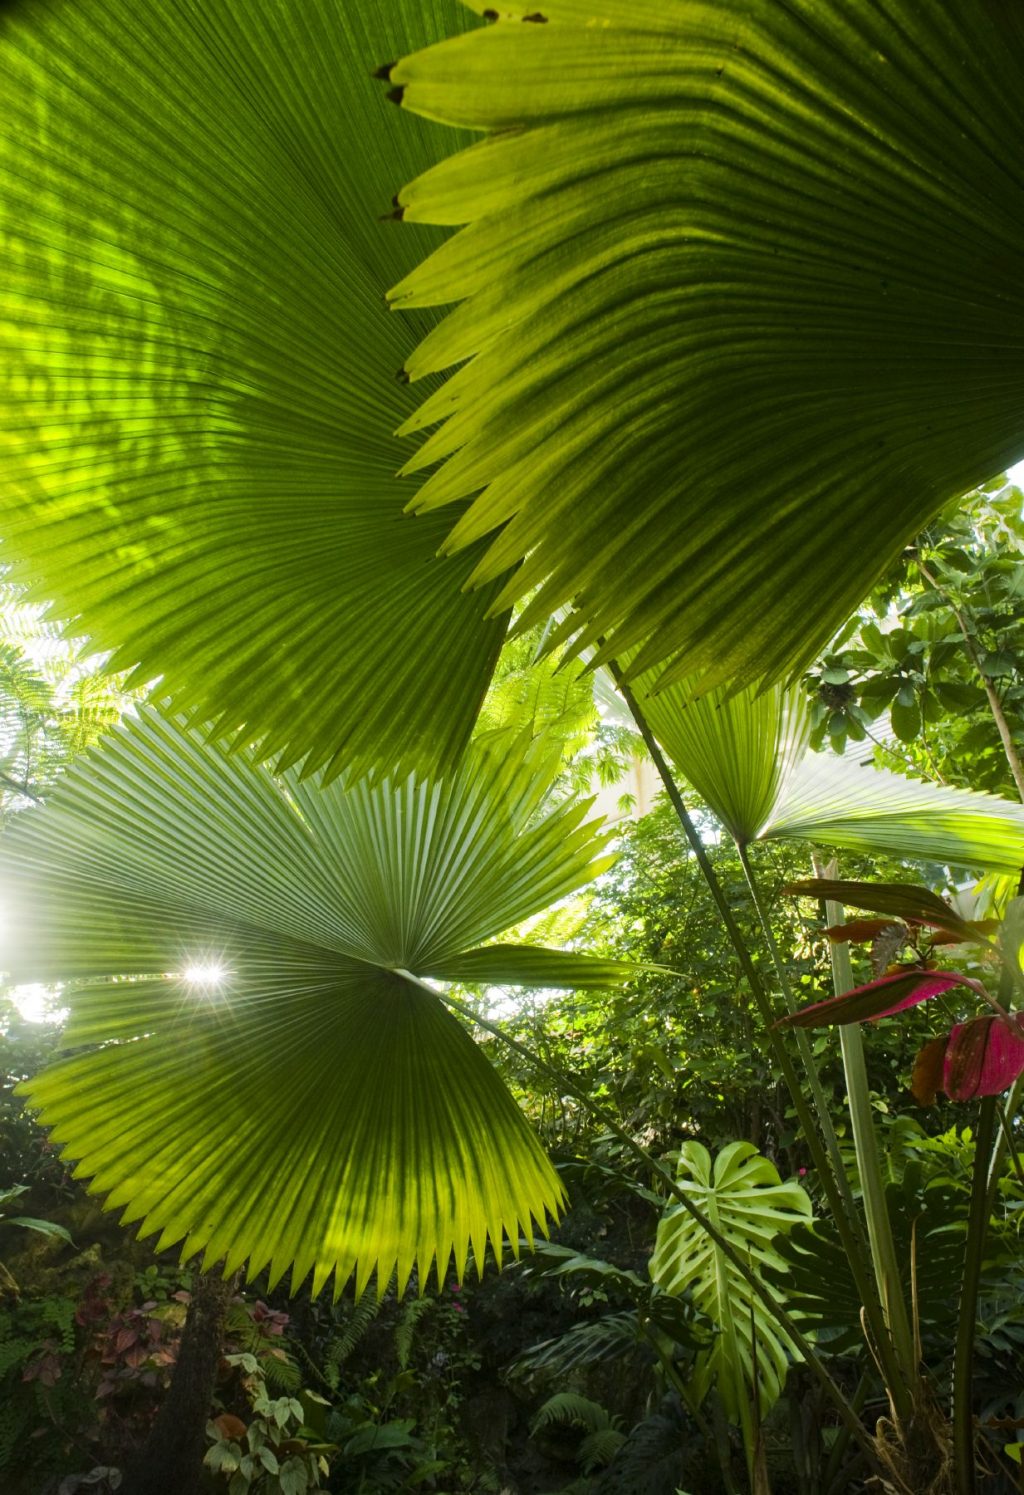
[0,0,509,782]
[389,1,1024,692]
[650,1142,812,1425]
[634,673,1024,872]
[3,707,638,1297]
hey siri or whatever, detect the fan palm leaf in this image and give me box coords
[634,674,1024,872]
[2,707,639,1297]
[0,0,505,780]
[388,2,1024,693]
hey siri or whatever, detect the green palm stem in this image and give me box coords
[992,1077,1024,1191]
[822,1372,872,1493]
[951,1094,997,1495]
[405,975,878,1466]
[823,899,919,1413]
[610,664,912,1414]
[735,843,884,1314]
[951,920,1023,1495]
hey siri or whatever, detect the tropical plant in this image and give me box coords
[779,881,1024,1103]
[0,1,507,783]
[0,1183,72,1251]
[0,599,129,814]
[1,705,645,1298]
[385,2,1024,703]
[779,875,1024,1493]
[632,674,1024,875]
[650,1142,813,1483]
[512,1241,707,1387]
[4,2,1024,1491]
[530,1391,626,1478]
[204,1358,333,1495]
[806,484,1024,796]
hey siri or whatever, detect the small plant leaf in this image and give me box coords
[824,918,904,944]
[7,1216,73,1244]
[786,880,980,943]
[776,969,986,1029]
[943,1014,1024,1102]
[910,1036,947,1107]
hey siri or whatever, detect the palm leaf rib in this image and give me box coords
[4,707,634,1297]
[0,0,504,780]
[389,2,1024,692]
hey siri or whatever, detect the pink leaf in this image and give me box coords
[777,969,985,1029]
[944,1014,1024,1101]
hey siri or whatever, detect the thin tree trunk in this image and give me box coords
[917,561,1024,801]
[120,1268,234,1495]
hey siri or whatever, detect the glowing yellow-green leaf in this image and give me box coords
[5,707,634,1296]
[635,677,809,846]
[389,3,1024,694]
[651,1141,812,1433]
[0,0,503,780]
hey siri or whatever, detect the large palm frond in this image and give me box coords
[0,0,504,780]
[635,675,1024,871]
[3,707,638,1297]
[388,2,1024,692]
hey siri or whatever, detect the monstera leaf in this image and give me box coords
[1,707,642,1297]
[0,0,505,781]
[767,1169,985,1356]
[649,1142,812,1435]
[389,2,1024,695]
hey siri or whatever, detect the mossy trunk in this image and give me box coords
[120,1268,233,1495]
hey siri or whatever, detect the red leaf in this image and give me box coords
[825,918,905,944]
[911,1036,947,1106]
[944,1014,1024,1101]
[786,880,980,941]
[115,1328,138,1353]
[213,1413,248,1441]
[776,969,985,1029]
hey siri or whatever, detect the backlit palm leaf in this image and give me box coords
[763,751,1024,872]
[634,676,1024,872]
[0,0,503,780]
[389,2,1024,692]
[636,677,809,846]
[3,707,633,1297]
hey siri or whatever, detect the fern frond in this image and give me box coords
[531,1392,614,1437]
